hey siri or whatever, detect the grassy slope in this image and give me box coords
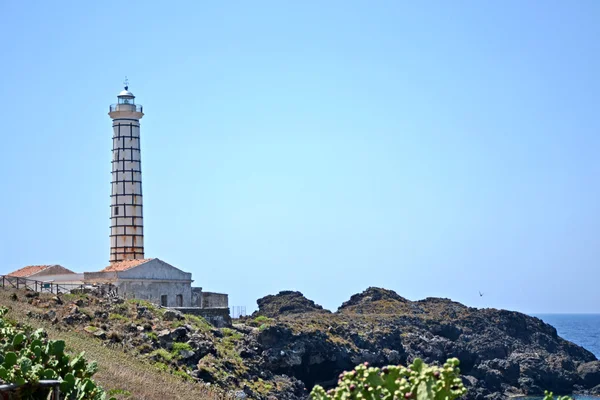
[0,289,228,400]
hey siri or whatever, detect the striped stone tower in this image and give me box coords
[108,80,145,263]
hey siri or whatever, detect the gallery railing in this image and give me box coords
[109,104,143,113]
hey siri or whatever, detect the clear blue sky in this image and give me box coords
[1,1,599,314]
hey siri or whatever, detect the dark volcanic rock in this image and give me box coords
[578,361,600,387]
[339,287,409,312]
[248,287,598,399]
[253,290,330,318]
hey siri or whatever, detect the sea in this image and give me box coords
[535,314,600,359]
[524,314,600,399]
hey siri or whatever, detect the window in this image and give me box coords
[114,206,119,216]
[176,294,183,307]
[161,295,167,307]
[118,97,134,105]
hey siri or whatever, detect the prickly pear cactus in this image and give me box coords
[0,307,114,399]
[543,391,573,400]
[310,358,467,400]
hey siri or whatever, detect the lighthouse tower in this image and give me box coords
[108,81,145,263]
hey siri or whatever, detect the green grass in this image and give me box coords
[108,388,132,397]
[127,299,156,308]
[249,378,274,395]
[109,313,130,322]
[171,342,193,359]
[112,303,131,314]
[247,315,275,328]
[150,348,174,362]
[221,328,242,339]
[62,293,87,302]
[172,342,193,352]
[127,299,166,317]
[173,369,194,382]
[213,328,247,375]
[184,314,212,332]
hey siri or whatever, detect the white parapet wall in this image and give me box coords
[33,273,85,284]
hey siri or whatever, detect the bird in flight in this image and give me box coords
[479,291,484,297]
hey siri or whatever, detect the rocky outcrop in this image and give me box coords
[339,287,410,312]
[252,291,330,318]
[239,288,599,400]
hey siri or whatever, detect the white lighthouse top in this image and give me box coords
[118,89,135,97]
[109,78,143,115]
[117,77,135,98]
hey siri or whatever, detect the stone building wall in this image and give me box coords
[191,287,203,307]
[201,292,228,308]
[117,280,192,307]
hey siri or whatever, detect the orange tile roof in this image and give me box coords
[8,265,58,278]
[101,258,154,272]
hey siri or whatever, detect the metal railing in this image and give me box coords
[0,275,87,294]
[0,379,60,399]
[231,306,247,319]
[109,104,143,113]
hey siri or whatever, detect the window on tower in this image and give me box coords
[114,206,119,216]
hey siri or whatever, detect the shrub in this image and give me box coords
[310,358,467,400]
[310,358,576,400]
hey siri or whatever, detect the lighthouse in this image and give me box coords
[108,81,145,263]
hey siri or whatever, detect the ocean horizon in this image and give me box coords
[534,314,600,359]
